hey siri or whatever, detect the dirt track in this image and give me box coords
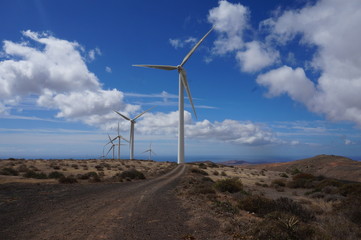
[0,164,193,240]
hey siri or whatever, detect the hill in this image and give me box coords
[248,154,361,182]
[218,160,249,166]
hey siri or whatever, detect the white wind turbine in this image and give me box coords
[114,106,156,160]
[133,28,213,164]
[111,122,129,160]
[105,134,116,160]
[142,143,156,160]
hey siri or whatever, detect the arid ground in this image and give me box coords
[1,155,361,239]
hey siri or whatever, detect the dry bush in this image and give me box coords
[214,177,243,193]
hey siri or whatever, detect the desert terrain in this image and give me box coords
[0,155,361,239]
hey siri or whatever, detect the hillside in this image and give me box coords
[247,154,361,182]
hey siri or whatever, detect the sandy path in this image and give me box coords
[0,164,191,240]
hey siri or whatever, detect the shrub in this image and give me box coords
[0,167,19,176]
[238,195,275,216]
[198,163,207,169]
[48,171,65,179]
[119,169,145,180]
[214,178,243,193]
[280,172,289,178]
[212,201,239,215]
[58,176,78,184]
[250,212,316,240]
[272,178,286,187]
[213,170,219,176]
[287,173,315,188]
[274,197,314,222]
[190,168,208,176]
[335,194,361,225]
[23,170,47,179]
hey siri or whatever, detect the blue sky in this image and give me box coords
[1,0,361,162]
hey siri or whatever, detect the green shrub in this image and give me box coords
[212,201,239,215]
[250,212,316,240]
[48,171,65,179]
[238,195,275,216]
[0,167,19,176]
[214,177,243,193]
[58,176,78,184]
[23,170,47,179]
[190,168,208,176]
[119,169,145,180]
[198,163,207,169]
[274,197,314,222]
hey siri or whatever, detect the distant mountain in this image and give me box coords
[248,155,361,182]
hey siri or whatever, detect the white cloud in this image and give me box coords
[88,47,101,61]
[256,66,316,104]
[236,41,279,72]
[0,30,137,127]
[259,0,361,126]
[208,1,279,71]
[169,37,198,49]
[208,0,248,55]
[136,111,280,146]
[105,66,112,73]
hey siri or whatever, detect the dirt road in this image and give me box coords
[0,164,193,240]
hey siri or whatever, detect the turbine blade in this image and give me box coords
[106,146,113,156]
[180,70,197,119]
[120,136,129,142]
[132,106,156,121]
[180,27,214,67]
[117,122,120,135]
[133,65,177,71]
[142,150,150,154]
[107,134,113,143]
[114,111,131,121]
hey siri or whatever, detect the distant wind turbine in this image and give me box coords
[133,28,213,164]
[111,122,129,160]
[142,143,156,160]
[114,106,156,160]
[105,134,116,160]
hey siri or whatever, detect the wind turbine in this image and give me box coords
[111,122,129,160]
[114,106,156,160]
[105,134,116,160]
[142,143,156,160]
[133,28,213,164]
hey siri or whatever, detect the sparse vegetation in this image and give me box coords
[214,177,243,193]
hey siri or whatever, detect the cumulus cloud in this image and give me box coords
[208,1,279,71]
[259,0,361,125]
[256,66,316,104]
[208,0,361,126]
[208,0,248,55]
[236,41,280,72]
[136,111,280,146]
[0,30,137,126]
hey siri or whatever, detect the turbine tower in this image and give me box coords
[111,122,129,160]
[142,143,156,160]
[133,28,213,164]
[114,106,155,160]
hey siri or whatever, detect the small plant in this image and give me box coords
[23,170,47,179]
[214,177,243,193]
[48,171,65,179]
[190,168,208,176]
[118,169,145,180]
[0,167,19,176]
[272,178,286,187]
[58,176,78,184]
